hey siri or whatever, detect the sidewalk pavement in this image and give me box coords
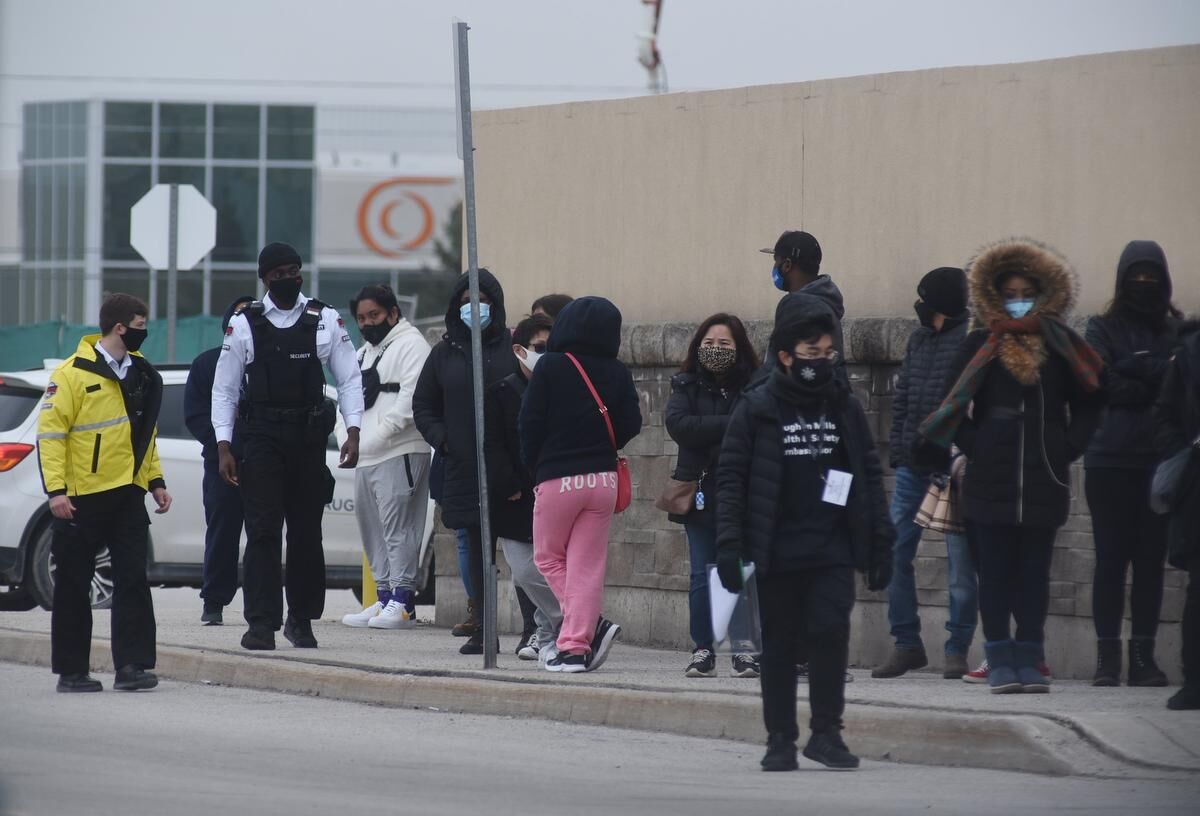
[1,588,1197,780]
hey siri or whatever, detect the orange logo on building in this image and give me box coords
[356,177,455,259]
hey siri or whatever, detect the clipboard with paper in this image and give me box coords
[707,562,762,654]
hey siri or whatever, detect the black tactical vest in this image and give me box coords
[243,300,327,409]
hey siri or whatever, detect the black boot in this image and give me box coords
[1092,639,1121,687]
[1128,638,1167,687]
[760,733,798,772]
[283,615,318,649]
[1167,686,1200,710]
[802,730,860,770]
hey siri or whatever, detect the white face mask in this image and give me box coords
[517,347,543,371]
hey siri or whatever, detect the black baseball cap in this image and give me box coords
[760,230,822,265]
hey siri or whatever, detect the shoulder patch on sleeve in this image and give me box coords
[225,325,234,336]
[45,381,57,396]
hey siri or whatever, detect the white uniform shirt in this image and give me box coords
[211,293,364,444]
[95,341,133,381]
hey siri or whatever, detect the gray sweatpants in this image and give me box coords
[355,453,431,593]
[499,536,562,644]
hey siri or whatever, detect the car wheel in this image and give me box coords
[29,524,115,611]
[0,584,37,611]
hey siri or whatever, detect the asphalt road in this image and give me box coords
[2,663,1198,816]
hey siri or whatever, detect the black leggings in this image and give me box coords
[975,524,1055,644]
[1085,468,1168,640]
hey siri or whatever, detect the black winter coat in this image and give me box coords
[888,317,968,469]
[663,370,741,526]
[1155,321,1200,569]
[484,372,535,542]
[948,330,1105,529]
[715,372,894,578]
[413,270,518,529]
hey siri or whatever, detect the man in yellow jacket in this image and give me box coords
[37,293,172,693]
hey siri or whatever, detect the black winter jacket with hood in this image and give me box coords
[663,368,743,526]
[1085,240,1179,470]
[944,239,1105,530]
[519,296,642,486]
[716,297,894,579]
[889,314,969,469]
[1155,320,1200,569]
[413,270,518,529]
[484,371,535,542]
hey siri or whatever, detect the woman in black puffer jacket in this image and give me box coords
[664,313,759,679]
[1084,240,1181,687]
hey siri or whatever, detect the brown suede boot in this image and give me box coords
[871,645,928,678]
[451,599,480,638]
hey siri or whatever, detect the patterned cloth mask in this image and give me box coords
[697,345,736,375]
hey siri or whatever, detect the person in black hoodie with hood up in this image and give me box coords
[520,297,642,673]
[716,293,895,772]
[413,269,518,654]
[1085,240,1182,687]
[185,294,255,626]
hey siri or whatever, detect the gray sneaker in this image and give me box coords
[943,653,968,679]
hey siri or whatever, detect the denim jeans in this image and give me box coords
[685,522,718,650]
[455,528,474,600]
[888,467,978,656]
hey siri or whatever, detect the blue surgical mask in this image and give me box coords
[459,302,492,329]
[771,263,787,292]
[1004,299,1036,319]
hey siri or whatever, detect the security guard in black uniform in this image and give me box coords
[212,243,364,651]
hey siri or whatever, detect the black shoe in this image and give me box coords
[241,627,276,651]
[1092,638,1121,686]
[803,731,860,770]
[201,602,224,626]
[685,648,716,678]
[458,633,500,655]
[1167,685,1200,711]
[761,734,799,772]
[284,616,318,649]
[732,653,761,678]
[515,629,536,656]
[56,673,103,693]
[113,664,159,691]
[1128,639,1168,687]
[589,617,620,672]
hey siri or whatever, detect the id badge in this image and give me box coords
[822,469,852,506]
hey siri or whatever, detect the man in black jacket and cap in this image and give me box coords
[185,295,254,626]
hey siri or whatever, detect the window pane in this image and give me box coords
[152,269,204,320]
[102,266,151,306]
[212,268,259,317]
[159,103,206,159]
[22,103,39,160]
[20,167,35,262]
[155,384,188,439]
[158,164,206,194]
[69,164,86,260]
[265,168,312,259]
[0,266,20,325]
[36,165,51,260]
[52,102,70,159]
[51,164,68,260]
[104,102,152,158]
[213,105,259,159]
[68,102,87,158]
[267,106,314,160]
[102,163,152,261]
[212,166,259,262]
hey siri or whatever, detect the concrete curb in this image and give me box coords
[0,629,1181,778]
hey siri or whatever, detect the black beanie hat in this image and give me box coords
[917,266,967,318]
[258,242,302,279]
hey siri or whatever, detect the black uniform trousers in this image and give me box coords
[200,455,245,608]
[759,565,855,741]
[239,418,329,630]
[50,485,155,675]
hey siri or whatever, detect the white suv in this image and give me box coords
[0,362,435,611]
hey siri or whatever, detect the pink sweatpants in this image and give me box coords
[533,472,617,655]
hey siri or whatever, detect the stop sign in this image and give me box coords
[130,184,216,270]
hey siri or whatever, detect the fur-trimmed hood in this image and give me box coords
[967,238,1078,326]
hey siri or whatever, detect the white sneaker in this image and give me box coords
[368,600,416,629]
[341,602,382,628]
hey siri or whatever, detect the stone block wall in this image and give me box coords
[432,317,1184,681]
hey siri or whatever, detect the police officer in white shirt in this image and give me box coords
[212,242,364,651]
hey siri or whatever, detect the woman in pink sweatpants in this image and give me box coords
[519,297,643,673]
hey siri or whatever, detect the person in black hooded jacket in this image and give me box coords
[520,296,642,673]
[715,295,894,772]
[1085,240,1182,687]
[413,269,518,654]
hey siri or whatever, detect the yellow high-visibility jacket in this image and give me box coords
[37,335,166,497]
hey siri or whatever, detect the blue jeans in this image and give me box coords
[455,528,475,600]
[888,467,978,656]
[685,522,718,650]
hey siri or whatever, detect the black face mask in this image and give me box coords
[121,327,148,353]
[789,357,834,389]
[914,299,937,328]
[268,275,302,305]
[1124,280,1165,314]
[359,321,393,346]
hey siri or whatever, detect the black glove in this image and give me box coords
[911,435,951,475]
[867,553,893,592]
[929,471,951,490]
[716,550,744,594]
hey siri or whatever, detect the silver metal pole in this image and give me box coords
[454,20,497,669]
[167,183,179,363]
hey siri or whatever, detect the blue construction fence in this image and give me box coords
[0,316,225,372]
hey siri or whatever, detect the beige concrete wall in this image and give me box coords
[474,45,1200,323]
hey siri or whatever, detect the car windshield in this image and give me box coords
[0,385,40,432]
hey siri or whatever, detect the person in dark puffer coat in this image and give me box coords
[1084,240,1181,687]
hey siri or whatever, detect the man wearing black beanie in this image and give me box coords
[872,266,979,681]
[211,242,365,651]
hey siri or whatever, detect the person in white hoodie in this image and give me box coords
[339,284,433,629]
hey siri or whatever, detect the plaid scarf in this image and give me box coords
[918,315,1104,449]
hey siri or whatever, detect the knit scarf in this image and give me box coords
[918,315,1104,449]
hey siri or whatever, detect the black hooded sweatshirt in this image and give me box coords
[751,288,849,386]
[413,269,518,529]
[1085,240,1179,470]
[519,296,643,485]
[185,295,255,460]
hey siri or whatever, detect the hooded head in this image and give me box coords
[770,293,838,357]
[547,296,623,358]
[445,268,507,342]
[966,238,1077,325]
[1106,240,1178,324]
[917,267,968,320]
[222,295,256,332]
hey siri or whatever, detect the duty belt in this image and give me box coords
[241,404,322,424]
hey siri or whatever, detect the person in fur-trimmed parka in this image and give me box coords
[915,238,1105,695]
